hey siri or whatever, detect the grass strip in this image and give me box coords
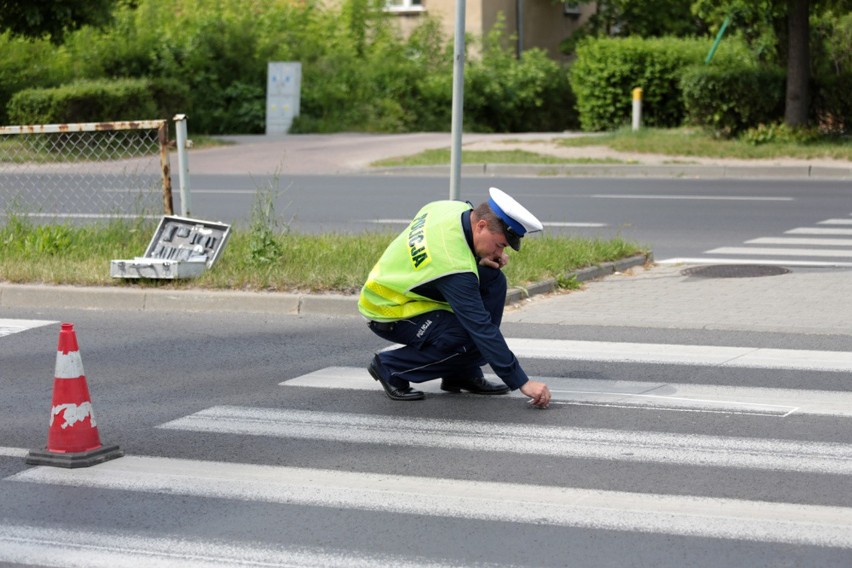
[556,127,852,161]
[372,148,627,168]
[0,218,646,294]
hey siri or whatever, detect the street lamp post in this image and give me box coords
[449,0,465,200]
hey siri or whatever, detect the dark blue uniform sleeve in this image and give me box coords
[432,272,530,390]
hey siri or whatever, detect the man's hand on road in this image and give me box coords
[479,252,509,270]
[520,380,550,409]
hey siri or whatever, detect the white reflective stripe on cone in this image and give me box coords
[54,350,85,379]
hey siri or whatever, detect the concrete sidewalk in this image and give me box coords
[504,263,852,336]
[199,132,852,179]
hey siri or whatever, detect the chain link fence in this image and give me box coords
[0,120,174,221]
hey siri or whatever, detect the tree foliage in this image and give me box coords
[0,0,118,43]
[1,0,578,133]
[567,0,852,128]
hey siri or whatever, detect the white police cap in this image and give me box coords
[488,186,543,251]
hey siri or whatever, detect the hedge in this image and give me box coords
[680,64,786,137]
[569,36,754,131]
[811,72,852,134]
[0,32,74,125]
[6,78,189,125]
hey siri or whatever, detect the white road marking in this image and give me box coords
[819,219,852,225]
[280,367,852,417]
[745,237,852,246]
[0,523,462,568]
[9,455,852,548]
[0,318,57,338]
[0,447,28,458]
[156,406,852,475]
[591,195,793,201]
[505,338,852,372]
[706,247,852,257]
[191,189,258,194]
[787,227,852,235]
[540,222,608,228]
[656,257,852,267]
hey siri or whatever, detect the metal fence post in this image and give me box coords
[174,114,191,217]
[158,121,174,215]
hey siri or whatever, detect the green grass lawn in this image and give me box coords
[557,127,852,161]
[372,148,630,167]
[0,217,647,294]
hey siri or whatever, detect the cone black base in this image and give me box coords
[26,444,124,469]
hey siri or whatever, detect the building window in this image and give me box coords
[386,0,424,13]
[563,2,581,16]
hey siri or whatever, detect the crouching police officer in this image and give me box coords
[358,187,552,408]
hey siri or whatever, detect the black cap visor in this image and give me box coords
[500,221,522,251]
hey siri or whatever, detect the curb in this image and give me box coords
[370,164,852,179]
[0,283,355,318]
[0,254,652,317]
[505,253,652,305]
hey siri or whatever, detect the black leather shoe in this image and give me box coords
[368,358,424,401]
[440,375,510,395]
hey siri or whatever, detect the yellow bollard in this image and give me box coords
[632,87,643,131]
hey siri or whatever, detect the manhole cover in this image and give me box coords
[681,265,791,278]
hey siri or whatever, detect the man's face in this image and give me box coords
[473,220,509,263]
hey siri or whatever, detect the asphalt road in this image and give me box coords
[2,148,851,564]
[1,308,850,567]
[5,171,850,264]
[190,173,852,264]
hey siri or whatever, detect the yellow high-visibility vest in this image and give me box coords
[359,200,478,321]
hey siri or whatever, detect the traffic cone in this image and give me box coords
[27,323,123,468]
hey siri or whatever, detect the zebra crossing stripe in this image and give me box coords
[0,447,28,458]
[787,227,852,235]
[0,318,57,338]
[156,406,852,475]
[705,247,852,258]
[504,339,852,372]
[281,367,852,418]
[590,195,793,202]
[0,523,462,568]
[656,257,852,267]
[9,455,852,548]
[745,237,852,246]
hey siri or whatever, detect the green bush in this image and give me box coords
[3,0,575,134]
[291,3,431,133]
[6,78,182,125]
[811,73,852,134]
[0,32,75,125]
[59,0,288,134]
[680,64,785,137]
[462,18,577,132]
[569,36,754,131]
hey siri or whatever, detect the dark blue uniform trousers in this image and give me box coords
[368,265,506,387]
